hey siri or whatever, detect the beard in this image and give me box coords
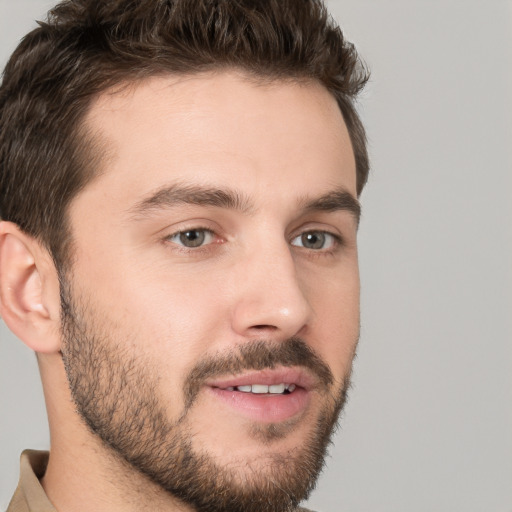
[59,279,354,512]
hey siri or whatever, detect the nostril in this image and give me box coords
[251,324,278,330]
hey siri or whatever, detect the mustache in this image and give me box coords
[183,337,334,409]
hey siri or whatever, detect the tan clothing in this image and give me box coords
[7,450,315,512]
[7,450,56,512]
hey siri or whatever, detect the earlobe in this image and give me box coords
[0,221,62,354]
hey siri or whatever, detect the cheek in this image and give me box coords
[71,251,229,389]
[114,265,229,361]
[306,266,360,376]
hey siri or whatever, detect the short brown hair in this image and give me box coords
[0,0,369,269]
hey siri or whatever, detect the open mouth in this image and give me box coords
[206,369,312,423]
[216,383,297,394]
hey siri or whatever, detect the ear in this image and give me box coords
[0,221,62,354]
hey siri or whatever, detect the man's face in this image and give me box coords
[61,72,360,511]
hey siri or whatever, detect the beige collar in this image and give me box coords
[7,450,56,512]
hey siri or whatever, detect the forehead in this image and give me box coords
[79,71,356,209]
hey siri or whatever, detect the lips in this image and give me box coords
[205,367,316,392]
[205,367,315,423]
[220,383,296,394]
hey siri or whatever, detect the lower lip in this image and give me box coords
[208,387,310,423]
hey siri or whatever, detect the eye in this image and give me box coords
[291,231,338,250]
[167,229,215,248]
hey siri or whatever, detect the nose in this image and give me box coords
[230,239,313,340]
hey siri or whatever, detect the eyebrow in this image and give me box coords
[129,183,360,223]
[299,189,361,224]
[129,184,254,218]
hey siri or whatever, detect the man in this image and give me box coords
[0,0,369,510]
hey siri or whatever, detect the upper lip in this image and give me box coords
[205,367,317,391]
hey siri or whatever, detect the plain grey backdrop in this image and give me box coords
[1,0,511,510]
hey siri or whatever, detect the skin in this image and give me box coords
[0,71,360,511]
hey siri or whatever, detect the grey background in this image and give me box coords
[1,0,511,510]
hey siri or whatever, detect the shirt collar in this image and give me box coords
[8,450,56,512]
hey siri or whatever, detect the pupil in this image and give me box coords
[180,230,205,247]
[302,232,324,249]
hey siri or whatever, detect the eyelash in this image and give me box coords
[163,227,219,252]
[290,231,342,252]
[163,226,344,256]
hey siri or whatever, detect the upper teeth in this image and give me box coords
[224,384,296,394]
